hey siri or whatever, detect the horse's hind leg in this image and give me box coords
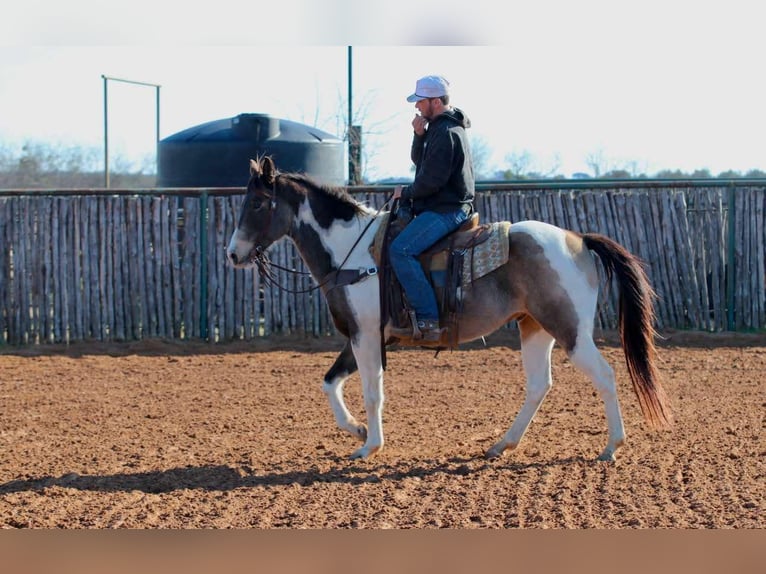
[486,317,555,459]
[322,339,367,442]
[568,333,626,461]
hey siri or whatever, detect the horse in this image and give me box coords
[227,156,673,462]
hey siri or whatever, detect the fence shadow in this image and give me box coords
[3,329,765,359]
[0,330,528,358]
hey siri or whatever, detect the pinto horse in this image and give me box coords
[227,156,672,462]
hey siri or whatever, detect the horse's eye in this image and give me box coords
[247,194,269,212]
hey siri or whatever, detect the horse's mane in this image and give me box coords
[279,172,369,216]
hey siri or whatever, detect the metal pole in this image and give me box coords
[347,47,353,136]
[102,75,109,188]
[101,75,161,189]
[347,46,354,184]
[156,84,161,174]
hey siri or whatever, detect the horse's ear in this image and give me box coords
[260,155,277,185]
[249,158,260,176]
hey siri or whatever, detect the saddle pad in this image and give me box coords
[461,221,512,284]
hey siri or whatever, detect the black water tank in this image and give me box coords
[158,113,344,187]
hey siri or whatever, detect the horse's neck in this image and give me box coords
[289,210,380,279]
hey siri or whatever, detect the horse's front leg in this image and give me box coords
[348,332,385,459]
[322,339,367,442]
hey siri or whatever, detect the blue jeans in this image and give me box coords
[389,208,469,322]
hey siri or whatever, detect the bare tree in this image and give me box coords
[585,149,609,178]
[501,150,561,180]
[469,135,493,180]
[503,150,533,179]
[0,140,154,188]
[295,85,401,184]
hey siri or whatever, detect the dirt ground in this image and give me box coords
[0,329,763,529]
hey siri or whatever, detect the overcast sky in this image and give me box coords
[1,1,764,180]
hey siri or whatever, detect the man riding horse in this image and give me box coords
[389,75,476,343]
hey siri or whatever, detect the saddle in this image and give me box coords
[370,211,493,349]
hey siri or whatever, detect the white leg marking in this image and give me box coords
[322,376,367,441]
[569,333,626,461]
[486,328,555,459]
[348,334,385,459]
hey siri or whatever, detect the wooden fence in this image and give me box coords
[0,180,764,345]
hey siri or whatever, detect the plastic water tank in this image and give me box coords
[158,113,344,187]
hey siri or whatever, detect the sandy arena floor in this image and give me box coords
[0,330,763,528]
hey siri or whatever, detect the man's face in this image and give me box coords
[415,98,437,120]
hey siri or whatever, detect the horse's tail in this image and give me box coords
[583,233,673,429]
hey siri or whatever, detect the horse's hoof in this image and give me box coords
[597,450,616,462]
[484,445,505,459]
[355,424,368,442]
[349,444,380,460]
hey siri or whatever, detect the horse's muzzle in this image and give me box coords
[226,231,257,267]
[227,250,243,266]
[226,241,263,268]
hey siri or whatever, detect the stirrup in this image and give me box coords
[389,310,420,338]
[389,312,444,342]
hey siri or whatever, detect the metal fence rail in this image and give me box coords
[1,180,764,345]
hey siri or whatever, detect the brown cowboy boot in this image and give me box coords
[414,319,445,343]
[389,312,444,343]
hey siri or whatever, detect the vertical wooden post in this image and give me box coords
[726,184,735,331]
[199,190,209,340]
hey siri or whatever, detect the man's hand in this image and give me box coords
[392,185,403,200]
[412,115,428,136]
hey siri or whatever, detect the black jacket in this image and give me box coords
[401,107,475,215]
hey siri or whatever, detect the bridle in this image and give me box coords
[245,175,394,295]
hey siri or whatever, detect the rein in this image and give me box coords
[253,182,394,295]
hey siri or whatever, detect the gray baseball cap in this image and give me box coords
[406,75,450,102]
